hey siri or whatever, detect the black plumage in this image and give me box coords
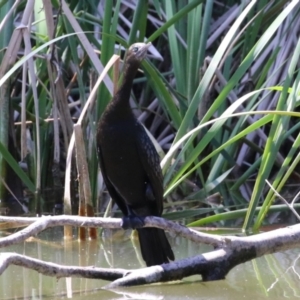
[97,42,174,266]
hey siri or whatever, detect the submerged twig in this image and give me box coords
[266,180,300,221]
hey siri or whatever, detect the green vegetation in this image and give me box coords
[0,0,299,230]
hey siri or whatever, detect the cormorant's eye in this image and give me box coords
[132,46,139,53]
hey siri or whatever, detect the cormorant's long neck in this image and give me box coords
[114,60,140,106]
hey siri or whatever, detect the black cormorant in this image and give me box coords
[97,42,174,266]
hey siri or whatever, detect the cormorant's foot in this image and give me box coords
[121,215,145,229]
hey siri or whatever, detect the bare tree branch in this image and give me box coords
[0,215,225,248]
[0,252,127,280]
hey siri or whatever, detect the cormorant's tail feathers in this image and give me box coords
[137,228,174,267]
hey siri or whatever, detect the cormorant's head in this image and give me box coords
[126,42,151,64]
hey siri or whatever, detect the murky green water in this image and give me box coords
[0,227,299,299]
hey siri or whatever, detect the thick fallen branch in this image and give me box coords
[105,223,300,288]
[0,215,299,288]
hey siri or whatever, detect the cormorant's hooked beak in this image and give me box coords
[143,42,163,61]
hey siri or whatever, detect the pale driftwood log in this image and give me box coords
[0,215,299,289]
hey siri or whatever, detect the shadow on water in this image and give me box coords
[0,227,300,299]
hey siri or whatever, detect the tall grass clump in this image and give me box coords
[0,0,300,230]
